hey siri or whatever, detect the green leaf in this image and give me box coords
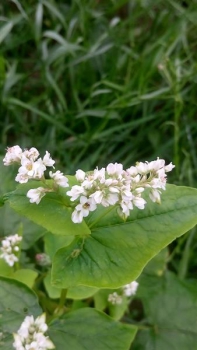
[0,262,38,288]
[44,270,98,299]
[44,232,74,260]
[6,181,91,237]
[0,259,13,277]
[0,276,42,347]
[143,247,168,276]
[52,185,197,288]
[133,272,197,349]
[48,308,137,350]
[10,269,38,288]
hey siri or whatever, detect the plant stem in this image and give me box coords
[55,289,68,316]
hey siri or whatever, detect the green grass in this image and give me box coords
[1,0,197,183]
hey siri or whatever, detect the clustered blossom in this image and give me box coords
[3,146,55,184]
[13,313,55,350]
[3,146,69,205]
[3,147,175,223]
[108,292,123,305]
[67,159,175,223]
[108,280,139,305]
[122,281,139,297]
[0,234,22,267]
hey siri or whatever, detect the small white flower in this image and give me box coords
[148,158,165,172]
[123,281,139,297]
[106,163,123,176]
[3,145,23,165]
[81,179,94,189]
[126,166,138,176]
[23,147,39,161]
[67,185,86,201]
[31,158,47,178]
[90,190,103,204]
[27,187,47,204]
[72,209,84,224]
[93,167,106,182]
[103,192,119,206]
[149,189,161,203]
[43,151,55,167]
[165,162,175,172]
[35,314,48,333]
[108,292,122,305]
[72,196,97,223]
[16,157,46,183]
[136,162,149,174]
[133,197,146,209]
[75,169,86,182]
[119,200,133,218]
[49,170,69,187]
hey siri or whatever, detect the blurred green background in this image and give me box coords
[1,0,197,183]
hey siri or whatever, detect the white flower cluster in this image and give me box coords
[122,281,139,297]
[67,159,175,223]
[13,314,55,350]
[3,147,175,220]
[3,146,69,205]
[108,280,139,305]
[108,292,123,305]
[3,146,55,183]
[0,234,22,267]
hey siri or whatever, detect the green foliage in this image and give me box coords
[48,308,137,350]
[1,0,197,179]
[6,181,91,236]
[133,271,197,349]
[0,277,42,348]
[5,182,197,288]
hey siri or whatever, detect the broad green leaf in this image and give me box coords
[0,277,42,347]
[44,232,74,260]
[52,185,197,288]
[0,259,13,276]
[133,271,197,349]
[48,308,137,350]
[10,269,38,288]
[0,262,38,288]
[5,181,90,237]
[44,270,98,299]
[67,285,98,300]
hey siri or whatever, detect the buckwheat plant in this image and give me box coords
[1,145,197,350]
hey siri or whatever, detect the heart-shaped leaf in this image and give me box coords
[48,307,137,350]
[52,185,197,288]
[5,181,90,236]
